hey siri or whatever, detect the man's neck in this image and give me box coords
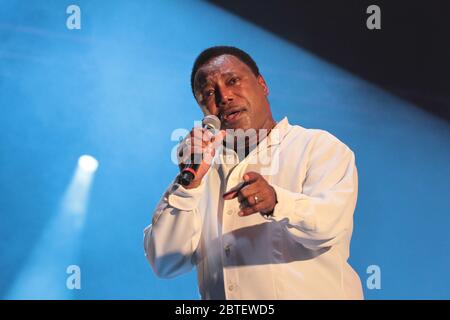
[232,117,277,158]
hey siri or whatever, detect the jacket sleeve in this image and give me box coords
[269,131,358,250]
[143,178,206,278]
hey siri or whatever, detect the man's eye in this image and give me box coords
[204,90,215,98]
[228,77,239,85]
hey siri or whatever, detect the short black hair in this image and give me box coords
[190,46,260,97]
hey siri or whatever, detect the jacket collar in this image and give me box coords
[265,116,291,147]
[216,117,292,165]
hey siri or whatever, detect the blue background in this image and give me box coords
[1,0,449,299]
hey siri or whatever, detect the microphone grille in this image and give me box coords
[202,115,221,131]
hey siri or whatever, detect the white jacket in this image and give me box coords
[144,117,363,299]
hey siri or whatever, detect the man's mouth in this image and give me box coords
[221,108,246,124]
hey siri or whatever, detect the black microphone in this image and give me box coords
[178,115,221,186]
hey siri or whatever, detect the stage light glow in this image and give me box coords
[5,156,99,299]
[78,155,99,173]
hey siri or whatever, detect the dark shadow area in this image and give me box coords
[208,0,450,121]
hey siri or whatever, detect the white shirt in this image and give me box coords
[144,117,363,299]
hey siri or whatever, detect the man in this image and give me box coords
[144,46,363,299]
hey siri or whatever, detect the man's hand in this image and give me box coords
[178,127,226,189]
[223,171,277,216]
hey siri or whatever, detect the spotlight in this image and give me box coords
[7,155,98,299]
[78,155,99,173]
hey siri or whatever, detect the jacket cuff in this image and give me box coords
[269,184,298,221]
[167,178,206,211]
[268,184,315,230]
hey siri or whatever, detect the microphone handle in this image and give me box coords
[179,162,200,186]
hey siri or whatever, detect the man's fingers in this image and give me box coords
[203,144,216,165]
[190,128,213,144]
[202,128,214,142]
[192,136,208,148]
[223,191,238,200]
[243,171,261,184]
[238,183,261,200]
[180,133,213,156]
[246,193,262,206]
[190,127,204,139]
[213,129,226,141]
[230,179,263,204]
[222,172,274,216]
[223,180,249,201]
[238,201,268,216]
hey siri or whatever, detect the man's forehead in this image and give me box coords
[195,55,251,83]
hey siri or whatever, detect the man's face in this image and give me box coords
[193,54,270,131]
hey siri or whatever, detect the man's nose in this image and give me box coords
[216,86,233,107]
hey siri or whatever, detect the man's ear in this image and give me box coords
[257,75,269,96]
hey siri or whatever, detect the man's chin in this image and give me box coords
[222,118,252,131]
